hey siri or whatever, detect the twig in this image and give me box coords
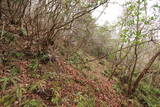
[56,0,110,30]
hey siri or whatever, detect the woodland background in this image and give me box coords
[0,0,160,106]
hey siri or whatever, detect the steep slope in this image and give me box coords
[0,49,126,107]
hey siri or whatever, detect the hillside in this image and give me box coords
[0,38,126,106]
[1,37,158,106]
[0,0,160,107]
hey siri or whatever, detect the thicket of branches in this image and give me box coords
[0,0,109,52]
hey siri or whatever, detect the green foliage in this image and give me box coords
[113,81,122,94]
[119,0,158,43]
[41,72,57,80]
[27,59,40,77]
[15,85,25,102]
[74,92,95,107]
[22,99,46,107]
[10,66,20,75]
[39,55,50,64]
[20,28,27,36]
[68,52,90,70]
[28,80,46,92]
[36,52,50,64]
[0,76,20,91]
[29,72,41,78]
[51,91,61,105]
[28,59,39,72]
[51,87,62,105]
[1,31,15,44]
[107,53,116,60]
[0,93,17,107]
[135,82,160,107]
[102,69,112,77]
[153,4,160,8]
[0,85,25,106]
[11,51,24,59]
[68,52,82,64]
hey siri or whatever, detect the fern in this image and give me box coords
[0,93,17,107]
[10,66,20,75]
[136,82,160,107]
[28,80,46,92]
[0,76,20,91]
[41,72,57,80]
[51,91,61,105]
[28,59,39,72]
[74,92,95,107]
[15,85,25,103]
[0,85,26,106]
[22,99,47,107]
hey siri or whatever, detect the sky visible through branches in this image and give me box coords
[92,0,159,26]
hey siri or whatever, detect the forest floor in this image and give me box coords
[1,33,159,107]
[0,32,132,106]
[0,42,128,106]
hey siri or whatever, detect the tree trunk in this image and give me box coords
[128,0,140,95]
[131,50,160,93]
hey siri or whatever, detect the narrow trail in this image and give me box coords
[56,57,126,106]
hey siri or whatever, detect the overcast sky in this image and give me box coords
[92,0,127,26]
[92,0,158,26]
